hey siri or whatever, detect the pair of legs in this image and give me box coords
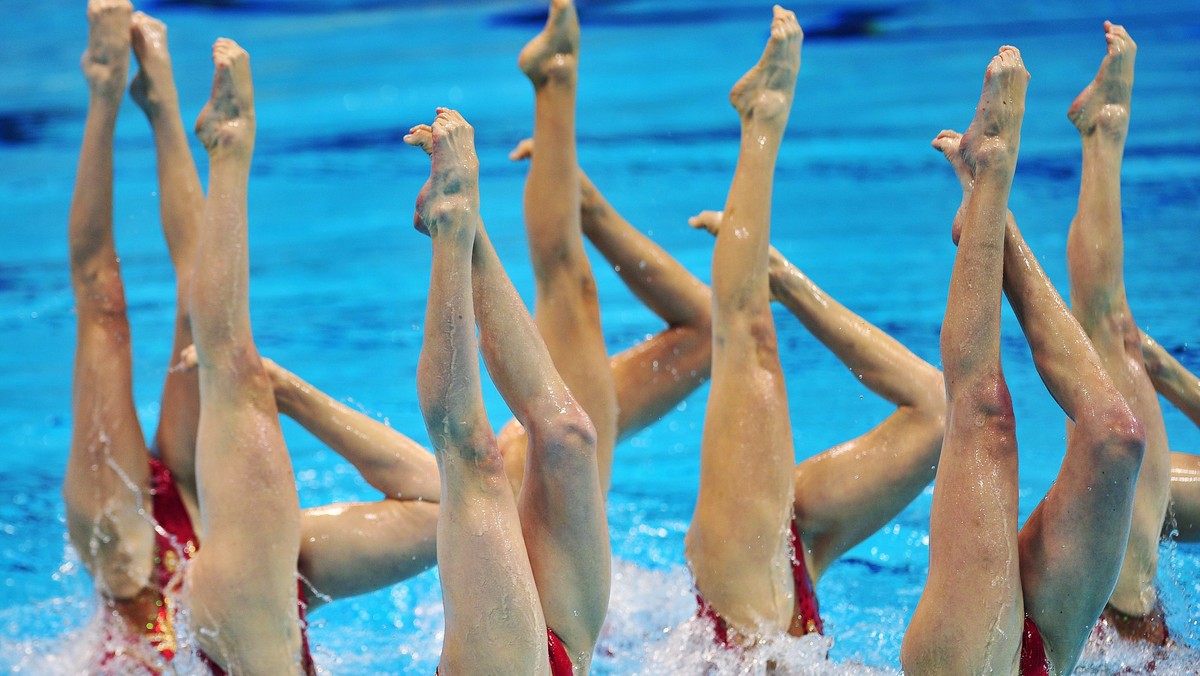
[406,109,609,672]
[903,42,1145,674]
[499,142,714,494]
[136,3,440,608]
[1064,23,1174,624]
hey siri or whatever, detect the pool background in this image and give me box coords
[1,0,1198,673]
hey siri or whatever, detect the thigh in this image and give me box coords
[686,341,796,638]
[795,406,943,578]
[438,445,549,675]
[903,394,1023,675]
[66,311,156,601]
[1167,451,1200,541]
[298,500,439,610]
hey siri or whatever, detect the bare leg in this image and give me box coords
[1141,333,1200,541]
[64,0,156,609]
[1065,22,1171,619]
[934,128,1145,670]
[407,110,547,674]
[501,142,712,492]
[901,46,1028,675]
[683,7,802,641]
[184,40,303,672]
[266,360,440,609]
[130,12,203,515]
[1142,332,1200,428]
[689,210,945,580]
[519,0,619,493]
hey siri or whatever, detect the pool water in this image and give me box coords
[1,0,1198,673]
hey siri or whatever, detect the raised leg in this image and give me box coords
[501,142,713,493]
[689,210,946,580]
[407,111,548,674]
[519,0,619,493]
[683,6,803,641]
[184,40,304,673]
[64,0,156,608]
[901,46,1028,675]
[1065,22,1171,619]
[130,12,203,514]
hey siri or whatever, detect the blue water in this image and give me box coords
[2,0,1198,673]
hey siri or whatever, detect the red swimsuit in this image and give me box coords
[697,520,824,647]
[1020,615,1050,675]
[435,627,573,675]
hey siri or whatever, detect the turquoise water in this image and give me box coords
[1,0,1198,673]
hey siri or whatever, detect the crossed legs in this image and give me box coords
[408,109,609,672]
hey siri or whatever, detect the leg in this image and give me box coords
[1142,331,1200,428]
[901,47,1028,675]
[1065,22,1171,618]
[781,265,945,575]
[1167,453,1200,541]
[1141,333,1200,541]
[64,0,156,605]
[518,0,619,493]
[683,7,802,640]
[267,359,441,608]
[501,144,713,492]
[690,211,946,579]
[175,345,443,607]
[407,110,548,674]
[184,40,304,672]
[130,12,203,511]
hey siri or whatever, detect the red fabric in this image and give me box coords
[435,627,574,675]
[546,627,574,676]
[788,521,824,636]
[696,520,823,648]
[1020,615,1050,676]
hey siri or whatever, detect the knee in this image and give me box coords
[1087,400,1146,469]
[949,375,1015,433]
[716,308,778,361]
[72,262,128,320]
[526,404,597,469]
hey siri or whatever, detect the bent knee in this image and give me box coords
[1083,401,1146,469]
[949,377,1015,432]
[526,406,597,467]
[715,310,779,363]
